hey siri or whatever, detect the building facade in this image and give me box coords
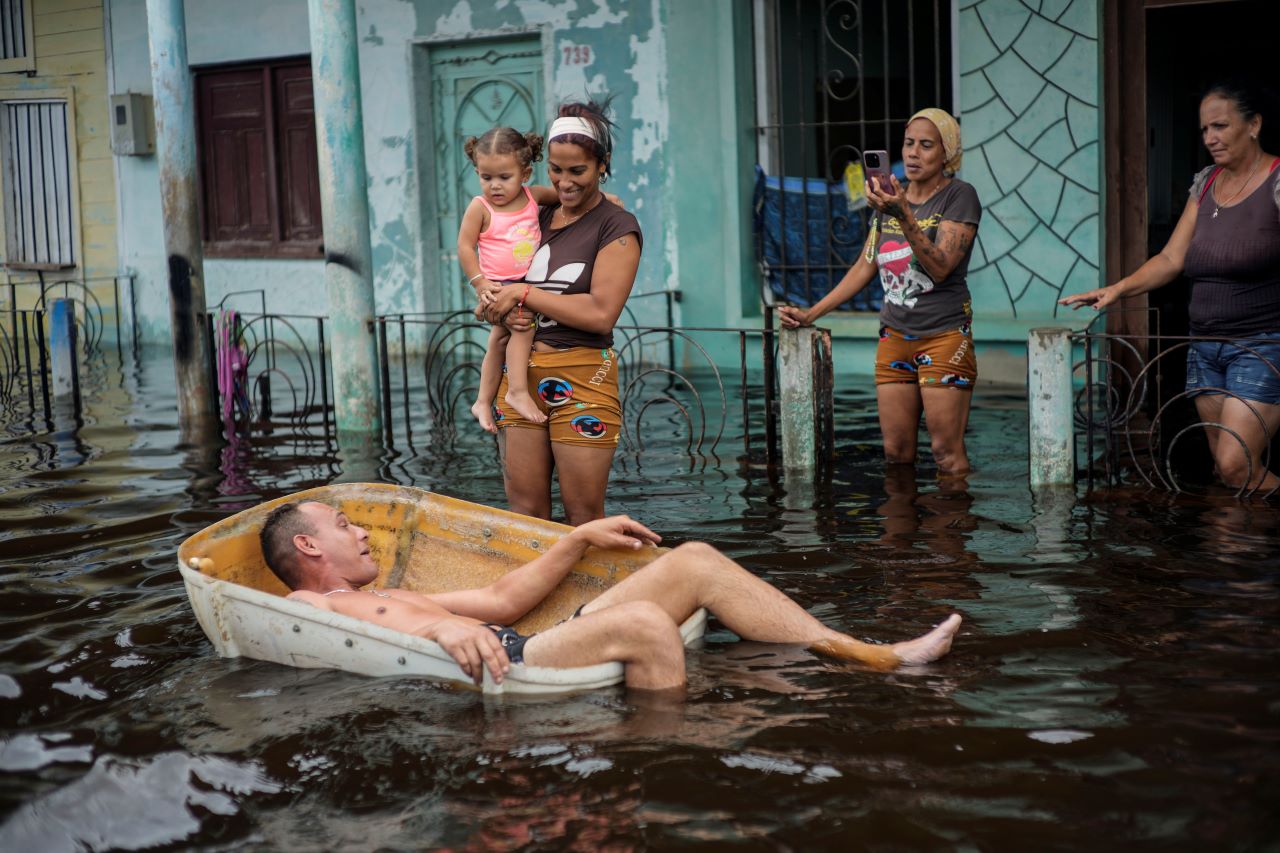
[109,0,1111,385]
[0,0,117,300]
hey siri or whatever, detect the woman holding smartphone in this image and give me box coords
[778,108,982,477]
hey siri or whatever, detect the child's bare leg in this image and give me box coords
[471,326,510,433]
[502,328,546,424]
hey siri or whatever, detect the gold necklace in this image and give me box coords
[556,194,601,227]
[1212,152,1262,218]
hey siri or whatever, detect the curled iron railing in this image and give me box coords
[373,300,817,468]
[0,274,136,425]
[1073,310,1279,499]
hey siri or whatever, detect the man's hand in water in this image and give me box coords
[569,515,663,551]
[426,618,510,685]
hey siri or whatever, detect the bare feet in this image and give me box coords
[505,389,548,424]
[809,613,962,670]
[471,400,498,434]
[889,614,962,666]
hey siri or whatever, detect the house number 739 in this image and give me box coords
[562,44,592,65]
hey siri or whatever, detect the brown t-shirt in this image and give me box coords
[525,198,642,349]
[873,179,982,337]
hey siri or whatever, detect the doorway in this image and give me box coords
[413,35,545,314]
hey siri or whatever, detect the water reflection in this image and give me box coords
[1,356,1278,848]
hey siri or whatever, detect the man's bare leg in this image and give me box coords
[581,542,960,670]
[520,600,688,690]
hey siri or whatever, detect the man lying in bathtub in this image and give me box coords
[260,501,962,690]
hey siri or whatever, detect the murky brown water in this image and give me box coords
[1,350,1278,850]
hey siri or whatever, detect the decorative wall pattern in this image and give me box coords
[958,0,1100,320]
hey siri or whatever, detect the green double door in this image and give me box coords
[427,37,545,313]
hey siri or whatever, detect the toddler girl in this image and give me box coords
[458,127,548,431]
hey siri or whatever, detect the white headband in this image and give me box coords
[547,116,598,143]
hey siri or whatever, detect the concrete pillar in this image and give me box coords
[307,0,381,441]
[778,326,821,474]
[49,298,79,401]
[145,0,214,437]
[1028,328,1075,488]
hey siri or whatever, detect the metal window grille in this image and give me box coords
[753,0,951,311]
[0,0,28,60]
[2,100,76,268]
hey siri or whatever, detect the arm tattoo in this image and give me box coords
[617,236,628,247]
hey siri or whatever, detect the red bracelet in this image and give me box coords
[517,284,531,309]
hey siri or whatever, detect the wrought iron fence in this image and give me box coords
[203,299,333,440]
[373,304,830,469]
[202,293,835,475]
[0,274,137,421]
[1072,310,1279,499]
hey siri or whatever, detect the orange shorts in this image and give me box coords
[875,324,977,388]
[495,346,622,447]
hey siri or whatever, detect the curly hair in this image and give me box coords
[463,127,545,169]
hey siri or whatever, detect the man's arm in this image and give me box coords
[289,589,511,685]
[428,516,662,625]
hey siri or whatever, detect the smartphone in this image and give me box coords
[861,149,896,196]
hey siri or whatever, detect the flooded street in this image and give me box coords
[1,349,1278,850]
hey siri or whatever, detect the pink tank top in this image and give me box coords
[476,186,541,281]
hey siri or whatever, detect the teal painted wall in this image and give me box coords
[114,0,726,342]
[110,0,1104,383]
[957,0,1102,336]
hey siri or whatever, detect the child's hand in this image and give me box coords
[479,282,502,306]
[604,191,625,209]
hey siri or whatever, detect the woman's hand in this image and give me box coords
[865,175,908,221]
[776,305,813,328]
[503,307,535,334]
[1058,283,1122,311]
[484,284,525,324]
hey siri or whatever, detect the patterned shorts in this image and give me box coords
[875,324,977,388]
[495,346,622,447]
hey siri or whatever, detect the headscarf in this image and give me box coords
[908,107,963,176]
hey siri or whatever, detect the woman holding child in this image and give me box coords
[475,98,642,525]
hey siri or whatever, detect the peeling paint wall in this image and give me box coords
[391,0,674,324]
[112,0,701,342]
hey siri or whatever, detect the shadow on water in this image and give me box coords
[1,349,1278,849]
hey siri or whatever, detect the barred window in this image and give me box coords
[0,0,34,74]
[754,0,952,312]
[1,99,76,269]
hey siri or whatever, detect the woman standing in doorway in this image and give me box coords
[483,97,642,524]
[1060,81,1280,494]
[779,109,982,476]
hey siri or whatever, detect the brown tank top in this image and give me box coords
[1184,161,1280,337]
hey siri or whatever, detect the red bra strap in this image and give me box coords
[1198,167,1224,204]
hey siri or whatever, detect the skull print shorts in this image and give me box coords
[874,325,977,388]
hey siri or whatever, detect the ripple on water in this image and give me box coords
[1,354,1279,848]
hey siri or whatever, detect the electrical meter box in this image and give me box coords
[109,93,153,156]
